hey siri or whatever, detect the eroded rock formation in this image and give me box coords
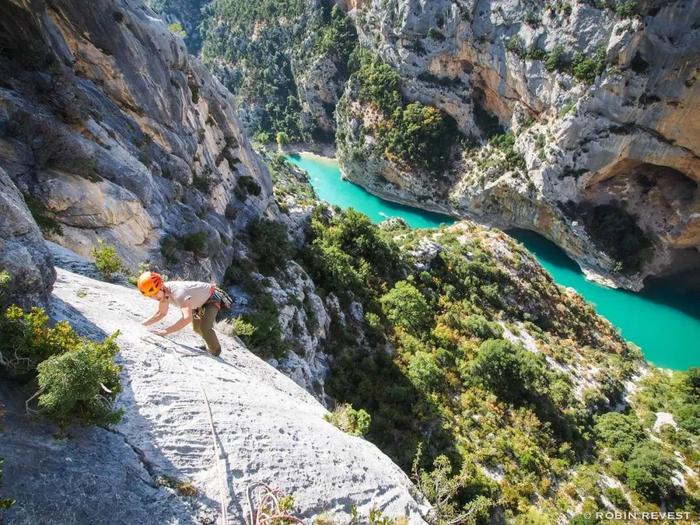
[336,0,700,290]
[0,0,272,282]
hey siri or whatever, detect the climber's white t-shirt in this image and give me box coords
[165,281,213,309]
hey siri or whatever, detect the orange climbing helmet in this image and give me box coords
[137,271,163,297]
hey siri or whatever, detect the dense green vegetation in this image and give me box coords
[344,50,458,173]
[0,294,122,431]
[236,162,700,521]
[200,0,357,141]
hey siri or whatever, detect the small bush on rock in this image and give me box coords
[92,240,125,281]
[36,333,123,430]
[325,403,371,437]
[0,304,122,431]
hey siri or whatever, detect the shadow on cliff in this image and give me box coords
[0,298,221,524]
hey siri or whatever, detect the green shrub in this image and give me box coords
[248,218,291,274]
[0,306,81,376]
[305,208,400,299]
[545,44,568,72]
[0,270,10,307]
[413,450,494,524]
[614,0,638,17]
[192,174,210,193]
[506,36,524,56]
[427,27,445,41]
[624,442,678,503]
[253,131,271,145]
[472,338,551,405]
[675,404,700,435]
[180,232,209,254]
[462,314,503,340]
[524,10,540,25]
[155,475,198,497]
[234,175,262,201]
[239,290,287,359]
[275,131,289,148]
[594,412,646,461]
[313,5,358,72]
[385,102,456,173]
[490,132,526,171]
[684,368,700,401]
[161,232,210,261]
[231,317,256,338]
[605,487,628,509]
[381,281,433,336]
[92,240,125,281]
[350,51,458,173]
[37,333,123,430]
[407,351,443,392]
[352,49,402,114]
[325,403,371,437]
[168,22,187,38]
[0,304,122,431]
[571,47,606,84]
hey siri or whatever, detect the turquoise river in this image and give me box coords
[287,152,699,370]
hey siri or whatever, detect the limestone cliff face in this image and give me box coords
[337,0,700,290]
[0,167,55,308]
[1,260,430,524]
[0,0,272,282]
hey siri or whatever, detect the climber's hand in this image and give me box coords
[149,328,168,337]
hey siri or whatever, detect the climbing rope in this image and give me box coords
[148,335,230,525]
[146,335,307,525]
[246,482,307,525]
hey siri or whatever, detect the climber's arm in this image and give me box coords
[153,306,193,336]
[142,299,169,326]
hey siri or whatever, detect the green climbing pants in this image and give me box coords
[192,303,221,356]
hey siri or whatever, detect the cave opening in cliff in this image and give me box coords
[472,86,506,140]
[561,199,654,275]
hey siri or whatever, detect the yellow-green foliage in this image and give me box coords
[0,305,122,430]
[155,475,198,497]
[37,332,122,430]
[324,403,371,437]
[231,317,256,338]
[92,240,125,281]
[312,215,645,520]
[0,306,81,375]
[167,22,187,38]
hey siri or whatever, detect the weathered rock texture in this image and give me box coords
[0,0,272,282]
[0,168,55,308]
[0,264,429,524]
[337,0,700,290]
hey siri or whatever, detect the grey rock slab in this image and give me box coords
[1,267,429,524]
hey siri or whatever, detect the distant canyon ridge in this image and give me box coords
[155,0,700,291]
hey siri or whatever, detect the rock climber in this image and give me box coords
[137,271,230,357]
